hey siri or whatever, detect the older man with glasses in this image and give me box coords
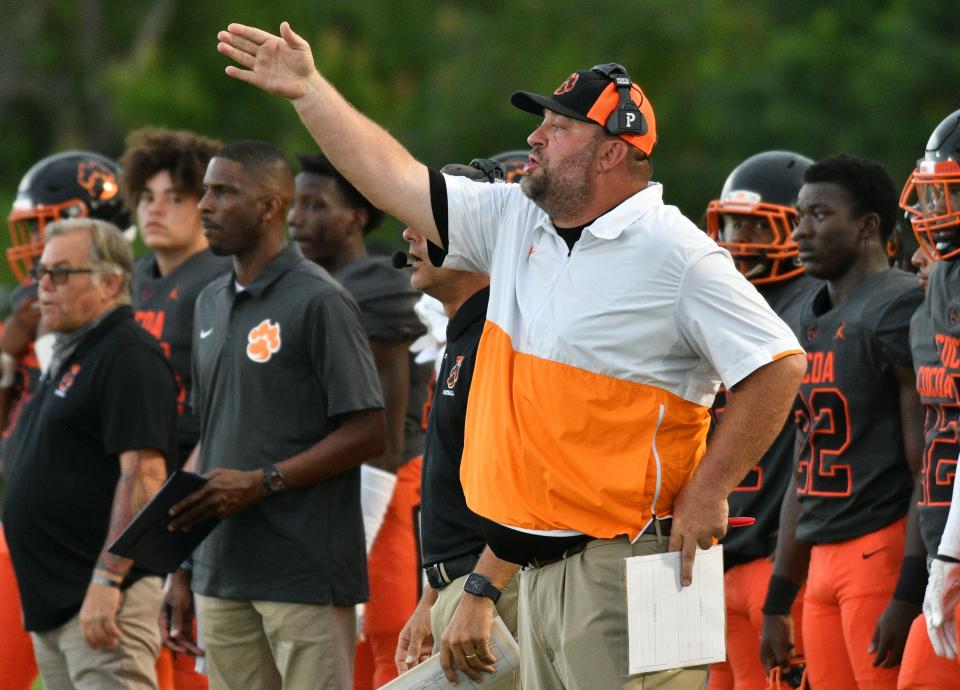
[2,218,179,690]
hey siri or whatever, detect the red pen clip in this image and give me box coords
[728,517,756,528]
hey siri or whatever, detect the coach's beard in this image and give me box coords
[521,145,599,222]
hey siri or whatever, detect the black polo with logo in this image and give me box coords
[2,305,178,632]
[190,243,384,605]
[133,250,230,465]
[420,287,490,566]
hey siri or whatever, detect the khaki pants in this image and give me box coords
[31,576,163,690]
[519,535,707,689]
[430,572,521,689]
[195,594,354,690]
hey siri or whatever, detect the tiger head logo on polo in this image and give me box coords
[247,319,281,363]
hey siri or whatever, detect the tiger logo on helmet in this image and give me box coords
[7,151,128,285]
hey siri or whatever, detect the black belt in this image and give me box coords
[424,552,481,591]
[525,518,672,570]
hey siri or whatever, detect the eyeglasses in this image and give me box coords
[30,266,95,285]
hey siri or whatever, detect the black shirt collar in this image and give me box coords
[447,287,489,342]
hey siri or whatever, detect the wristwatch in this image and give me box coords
[262,465,287,495]
[463,573,501,603]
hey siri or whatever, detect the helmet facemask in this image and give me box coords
[706,192,803,285]
[901,159,960,261]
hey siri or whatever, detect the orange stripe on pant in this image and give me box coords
[354,458,422,690]
[0,528,37,690]
[707,557,805,690]
[897,609,960,689]
[803,518,906,690]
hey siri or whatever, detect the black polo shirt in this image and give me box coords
[2,305,178,632]
[190,243,384,605]
[420,287,490,566]
[133,250,230,465]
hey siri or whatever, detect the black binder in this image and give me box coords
[108,470,219,573]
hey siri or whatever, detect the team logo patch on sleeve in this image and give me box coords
[247,319,281,363]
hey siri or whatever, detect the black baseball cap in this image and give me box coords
[511,65,657,156]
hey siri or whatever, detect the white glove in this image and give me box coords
[923,558,960,659]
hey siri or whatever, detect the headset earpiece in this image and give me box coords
[590,63,647,137]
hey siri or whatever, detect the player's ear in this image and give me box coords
[857,212,881,242]
[350,207,369,238]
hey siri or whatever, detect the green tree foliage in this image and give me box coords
[0,1,956,290]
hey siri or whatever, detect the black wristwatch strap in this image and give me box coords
[464,572,502,604]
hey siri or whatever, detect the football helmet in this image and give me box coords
[7,151,126,284]
[490,150,529,184]
[706,150,813,284]
[900,109,960,261]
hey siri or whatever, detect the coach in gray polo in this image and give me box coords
[165,141,385,690]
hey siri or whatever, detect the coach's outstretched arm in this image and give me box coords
[217,22,438,244]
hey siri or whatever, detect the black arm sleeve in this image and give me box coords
[427,167,449,267]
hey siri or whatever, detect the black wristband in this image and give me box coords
[936,553,960,564]
[893,555,928,605]
[763,574,801,616]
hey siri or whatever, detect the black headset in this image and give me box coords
[590,63,647,137]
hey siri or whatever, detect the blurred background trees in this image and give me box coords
[1,0,957,292]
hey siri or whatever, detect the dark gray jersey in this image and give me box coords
[793,269,922,543]
[133,250,229,463]
[911,259,960,555]
[719,274,819,566]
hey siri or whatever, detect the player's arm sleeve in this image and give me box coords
[311,290,385,419]
[101,345,178,462]
[426,169,513,274]
[938,467,960,560]
[676,249,804,389]
[875,288,925,369]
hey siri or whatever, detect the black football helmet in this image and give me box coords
[706,150,813,284]
[7,151,127,284]
[490,150,529,184]
[900,109,960,261]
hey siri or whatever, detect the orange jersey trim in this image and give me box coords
[460,320,710,539]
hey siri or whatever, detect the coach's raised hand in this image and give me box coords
[218,22,316,100]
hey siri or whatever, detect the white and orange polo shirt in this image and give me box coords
[436,175,802,540]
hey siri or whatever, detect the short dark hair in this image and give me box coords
[296,153,385,234]
[120,128,221,211]
[803,153,899,241]
[214,141,294,199]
